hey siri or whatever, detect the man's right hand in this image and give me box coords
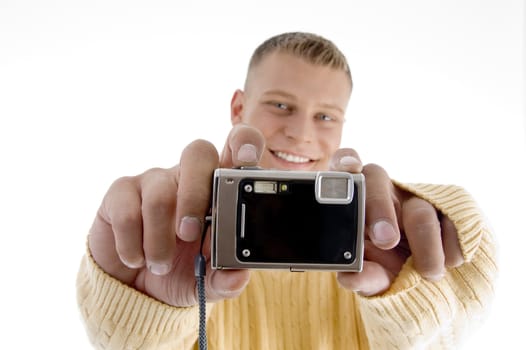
[88,124,266,307]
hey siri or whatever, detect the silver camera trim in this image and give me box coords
[211,168,365,272]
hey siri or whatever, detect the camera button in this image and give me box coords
[290,268,305,272]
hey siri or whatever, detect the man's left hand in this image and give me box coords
[331,150,464,296]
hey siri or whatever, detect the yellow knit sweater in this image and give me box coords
[77,183,497,349]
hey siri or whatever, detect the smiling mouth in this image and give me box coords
[272,150,312,164]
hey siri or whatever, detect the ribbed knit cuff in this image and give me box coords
[393,181,488,262]
[76,250,200,349]
[356,182,497,349]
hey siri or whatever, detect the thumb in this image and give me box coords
[220,124,265,168]
[206,269,251,301]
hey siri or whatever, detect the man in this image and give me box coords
[78,32,497,349]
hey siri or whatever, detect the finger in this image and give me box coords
[220,124,265,168]
[363,240,406,276]
[195,227,250,302]
[441,215,464,268]
[362,164,401,249]
[337,260,395,296]
[329,148,363,173]
[104,176,145,269]
[206,269,251,301]
[175,139,220,242]
[141,168,179,275]
[402,197,445,281]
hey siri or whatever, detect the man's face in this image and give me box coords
[231,52,351,171]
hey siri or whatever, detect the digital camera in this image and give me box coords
[210,168,365,272]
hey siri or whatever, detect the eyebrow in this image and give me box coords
[262,89,297,101]
[262,89,345,115]
[318,102,345,115]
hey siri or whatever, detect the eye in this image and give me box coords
[317,114,334,122]
[274,102,289,110]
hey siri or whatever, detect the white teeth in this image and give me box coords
[274,151,310,163]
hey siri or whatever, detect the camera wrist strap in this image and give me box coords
[194,216,212,350]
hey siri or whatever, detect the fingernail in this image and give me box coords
[148,262,171,276]
[372,221,397,244]
[340,156,360,167]
[122,257,145,269]
[237,144,258,163]
[179,216,202,242]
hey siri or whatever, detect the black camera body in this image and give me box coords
[210,168,365,272]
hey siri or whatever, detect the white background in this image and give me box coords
[0,1,524,349]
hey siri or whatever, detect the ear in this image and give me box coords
[230,89,245,125]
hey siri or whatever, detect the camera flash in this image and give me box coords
[279,183,288,192]
[254,181,277,194]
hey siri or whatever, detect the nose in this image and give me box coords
[284,113,314,143]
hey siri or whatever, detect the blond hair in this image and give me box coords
[246,32,352,88]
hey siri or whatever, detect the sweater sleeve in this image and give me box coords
[76,249,204,350]
[357,183,498,349]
